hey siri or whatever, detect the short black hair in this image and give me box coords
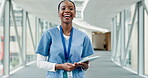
[58,0,76,12]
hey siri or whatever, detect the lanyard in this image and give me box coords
[60,25,73,62]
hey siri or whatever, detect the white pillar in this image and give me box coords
[4,0,10,76]
[137,1,144,75]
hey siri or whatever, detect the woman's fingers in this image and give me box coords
[63,63,76,71]
[84,61,90,64]
[78,62,89,70]
[63,62,89,71]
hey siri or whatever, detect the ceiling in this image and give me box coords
[12,0,61,25]
[83,0,140,30]
[12,0,141,32]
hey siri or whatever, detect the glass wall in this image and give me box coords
[26,14,36,63]
[112,3,140,73]
[0,0,3,76]
[10,5,23,70]
[112,1,148,76]
[125,4,138,72]
[0,0,54,77]
[115,13,121,63]
[0,15,4,76]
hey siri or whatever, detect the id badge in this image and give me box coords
[67,71,73,78]
[63,71,68,78]
[63,71,73,78]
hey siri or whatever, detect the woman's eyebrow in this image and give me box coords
[69,6,73,8]
[61,6,74,9]
[61,6,65,7]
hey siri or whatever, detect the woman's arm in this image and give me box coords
[37,54,76,72]
[36,54,56,72]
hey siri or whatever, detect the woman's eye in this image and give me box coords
[61,8,65,10]
[70,8,73,10]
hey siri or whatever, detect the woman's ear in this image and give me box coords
[58,11,60,17]
[74,12,76,17]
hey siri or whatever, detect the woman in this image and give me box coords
[36,0,94,78]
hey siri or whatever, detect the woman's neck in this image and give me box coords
[61,23,72,36]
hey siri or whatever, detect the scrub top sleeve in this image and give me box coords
[36,30,52,56]
[82,35,94,58]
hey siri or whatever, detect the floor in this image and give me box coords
[8,51,144,78]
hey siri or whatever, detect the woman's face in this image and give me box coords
[58,1,76,24]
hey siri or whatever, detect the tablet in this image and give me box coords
[78,56,100,63]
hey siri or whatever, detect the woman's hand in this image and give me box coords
[55,61,89,72]
[75,61,89,70]
[56,63,76,72]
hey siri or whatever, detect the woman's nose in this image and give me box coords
[65,8,70,12]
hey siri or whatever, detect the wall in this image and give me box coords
[106,32,111,50]
[92,32,106,50]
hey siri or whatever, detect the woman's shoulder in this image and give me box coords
[42,27,59,36]
[73,27,87,37]
[45,27,58,33]
[47,27,58,31]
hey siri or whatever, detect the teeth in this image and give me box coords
[64,15,70,17]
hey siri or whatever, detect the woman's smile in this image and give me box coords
[63,13,72,20]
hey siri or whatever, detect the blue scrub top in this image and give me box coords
[36,26,94,78]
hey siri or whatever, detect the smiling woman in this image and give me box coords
[58,0,76,26]
[36,0,94,78]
